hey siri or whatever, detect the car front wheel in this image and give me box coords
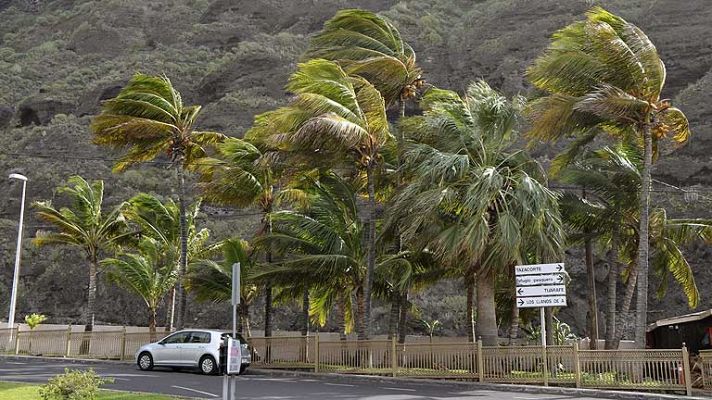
[200,355,218,375]
[137,352,153,371]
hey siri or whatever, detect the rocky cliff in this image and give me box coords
[0,0,710,337]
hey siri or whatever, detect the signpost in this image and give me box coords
[223,262,241,400]
[514,263,567,347]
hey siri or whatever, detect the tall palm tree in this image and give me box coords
[32,176,131,338]
[197,137,277,337]
[102,238,177,340]
[304,8,424,114]
[253,59,391,338]
[91,73,225,330]
[391,81,565,346]
[185,238,258,336]
[123,193,216,330]
[527,7,692,347]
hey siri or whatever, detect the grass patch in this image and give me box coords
[0,381,182,399]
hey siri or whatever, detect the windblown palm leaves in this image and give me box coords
[32,176,131,333]
[91,73,225,171]
[305,9,424,107]
[391,81,564,345]
[102,238,178,338]
[185,238,258,336]
[527,6,692,347]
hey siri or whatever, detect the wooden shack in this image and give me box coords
[647,309,712,354]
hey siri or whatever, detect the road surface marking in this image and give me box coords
[324,382,355,387]
[171,385,218,398]
[382,387,417,392]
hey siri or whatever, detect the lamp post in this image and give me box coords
[7,173,27,334]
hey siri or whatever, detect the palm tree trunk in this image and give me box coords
[356,286,367,340]
[80,255,99,354]
[615,262,638,347]
[165,288,174,333]
[509,297,520,344]
[263,208,274,338]
[466,277,475,343]
[174,165,188,330]
[585,236,599,349]
[336,298,347,341]
[149,308,157,342]
[301,289,310,336]
[634,120,652,349]
[387,296,399,340]
[397,292,408,344]
[476,267,497,346]
[363,164,377,339]
[604,229,620,349]
[545,307,554,346]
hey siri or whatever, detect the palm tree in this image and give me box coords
[559,145,709,348]
[185,238,258,336]
[304,8,424,114]
[91,73,225,330]
[32,176,131,346]
[123,193,216,330]
[197,137,278,338]
[390,81,565,346]
[253,59,391,338]
[527,7,692,347]
[254,172,406,339]
[102,238,177,340]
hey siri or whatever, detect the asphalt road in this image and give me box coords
[0,358,612,399]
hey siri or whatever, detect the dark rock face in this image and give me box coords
[17,98,75,126]
[76,83,124,117]
[0,105,12,128]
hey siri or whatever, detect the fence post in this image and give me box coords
[64,325,72,357]
[477,340,484,383]
[14,329,20,355]
[542,343,548,387]
[119,326,127,360]
[573,342,581,388]
[682,343,692,396]
[314,335,320,373]
[391,336,397,377]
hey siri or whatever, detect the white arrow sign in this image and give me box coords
[515,263,565,276]
[516,285,566,297]
[517,296,567,308]
[516,274,565,286]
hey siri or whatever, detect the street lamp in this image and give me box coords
[7,173,27,334]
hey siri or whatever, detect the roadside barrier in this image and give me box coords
[0,328,695,396]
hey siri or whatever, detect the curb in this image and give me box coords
[1,354,133,366]
[251,368,709,400]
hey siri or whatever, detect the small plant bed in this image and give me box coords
[0,381,182,399]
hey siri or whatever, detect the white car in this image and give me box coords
[135,329,251,375]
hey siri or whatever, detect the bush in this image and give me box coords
[38,368,113,400]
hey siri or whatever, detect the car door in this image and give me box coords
[181,331,211,366]
[153,331,189,365]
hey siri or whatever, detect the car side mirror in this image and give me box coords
[158,341,165,345]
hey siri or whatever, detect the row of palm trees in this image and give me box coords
[32,7,707,349]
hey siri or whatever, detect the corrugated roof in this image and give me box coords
[647,309,712,332]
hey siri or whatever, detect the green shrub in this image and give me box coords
[38,368,113,400]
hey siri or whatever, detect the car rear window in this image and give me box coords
[189,332,211,343]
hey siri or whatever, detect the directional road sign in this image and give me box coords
[516,274,565,286]
[514,263,565,276]
[516,296,567,308]
[516,285,566,297]
[515,263,567,309]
